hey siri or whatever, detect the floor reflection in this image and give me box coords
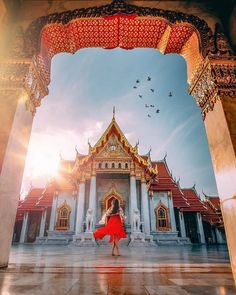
[0,244,235,294]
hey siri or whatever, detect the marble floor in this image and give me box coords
[0,244,235,294]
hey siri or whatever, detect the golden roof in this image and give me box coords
[72,115,158,176]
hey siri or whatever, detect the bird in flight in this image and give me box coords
[145,104,149,108]
[150,89,154,93]
[148,114,151,118]
[133,86,137,89]
[136,79,140,84]
[150,105,155,108]
[147,76,151,81]
[138,95,143,98]
[156,109,160,113]
[168,92,173,97]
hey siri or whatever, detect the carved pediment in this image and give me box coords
[96,134,130,159]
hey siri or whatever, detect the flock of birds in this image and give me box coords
[132,76,174,118]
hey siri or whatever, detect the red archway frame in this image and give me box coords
[23,0,214,112]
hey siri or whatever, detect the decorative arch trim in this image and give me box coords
[155,202,170,231]
[55,200,71,230]
[101,185,125,212]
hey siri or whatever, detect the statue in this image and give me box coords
[132,209,141,232]
[86,209,94,232]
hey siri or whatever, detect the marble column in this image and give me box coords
[49,196,57,231]
[75,178,86,234]
[39,210,47,238]
[190,56,236,281]
[19,212,29,243]
[0,94,33,267]
[168,192,177,232]
[141,177,150,235]
[211,228,216,243]
[196,212,206,244]
[88,169,96,229]
[129,170,138,231]
[179,211,186,238]
[215,227,225,244]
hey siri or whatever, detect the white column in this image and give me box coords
[168,193,177,232]
[211,228,216,243]
[19,212,29,243]
[75,180,85,234]
[179,211,186,238]
[39,210,47,237]
[215,227,225,244]
[141,178,150,235]
[0,94,33,267]
[129,173,138,231]
[88,173,96,229]
[196,212,206,243]
[49,196,57,231]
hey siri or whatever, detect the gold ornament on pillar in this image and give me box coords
[130,161,135,177]
[91,160,96,177]
[189,55,236,120]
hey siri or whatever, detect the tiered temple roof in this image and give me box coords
[201,195,224,228]
[181,187,207,212]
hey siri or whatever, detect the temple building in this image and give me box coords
[13,115,226,246]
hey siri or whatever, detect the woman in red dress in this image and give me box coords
[93,199,126,256]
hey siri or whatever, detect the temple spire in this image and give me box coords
[112,106,116,120]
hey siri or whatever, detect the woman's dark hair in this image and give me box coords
[111,199,120,214]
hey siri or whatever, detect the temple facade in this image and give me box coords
[13,115,226,246]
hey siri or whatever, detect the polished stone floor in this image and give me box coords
[0,244,235,294]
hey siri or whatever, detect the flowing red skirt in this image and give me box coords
[93,215,126,243]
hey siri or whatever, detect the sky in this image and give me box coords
[21,48,218,197]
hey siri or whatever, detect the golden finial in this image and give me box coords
[112,106,116,120]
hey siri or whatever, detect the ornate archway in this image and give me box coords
[55,201,71,230]
[0,0,235,282]
[155,203,170,232]
[101,186,125,213]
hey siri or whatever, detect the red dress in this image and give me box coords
[93,213,126,243]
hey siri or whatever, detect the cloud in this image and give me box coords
[157,114,199,155]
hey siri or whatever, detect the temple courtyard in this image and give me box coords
[0,244,235,294]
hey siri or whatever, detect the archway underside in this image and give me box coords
[24,0,213,114]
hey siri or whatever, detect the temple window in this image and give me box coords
[98,163,102,169]
[56,202,71,230]
[155,205,169,231]
[105,163,108,169]
[118,163,122,169]
[125,163,128,169]
[112,163,115,168]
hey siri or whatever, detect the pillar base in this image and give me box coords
[129,232,145,246]
[72,232,97,247]
[0,263,8,269]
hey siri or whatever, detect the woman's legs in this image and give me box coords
[114,235,120,256]
[111,235,115,255]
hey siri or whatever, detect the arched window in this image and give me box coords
[155,205,169,231]
[98,163,102,169]
[125,163,128,169]
[118,163,122,169]
[105,163,108,169]
[112,163,115,168]
[56,202,71,230]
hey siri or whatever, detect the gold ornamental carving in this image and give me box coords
[189,56,236,120]
[97,134,129,158]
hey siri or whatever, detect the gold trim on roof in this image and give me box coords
[73,117,158,176]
